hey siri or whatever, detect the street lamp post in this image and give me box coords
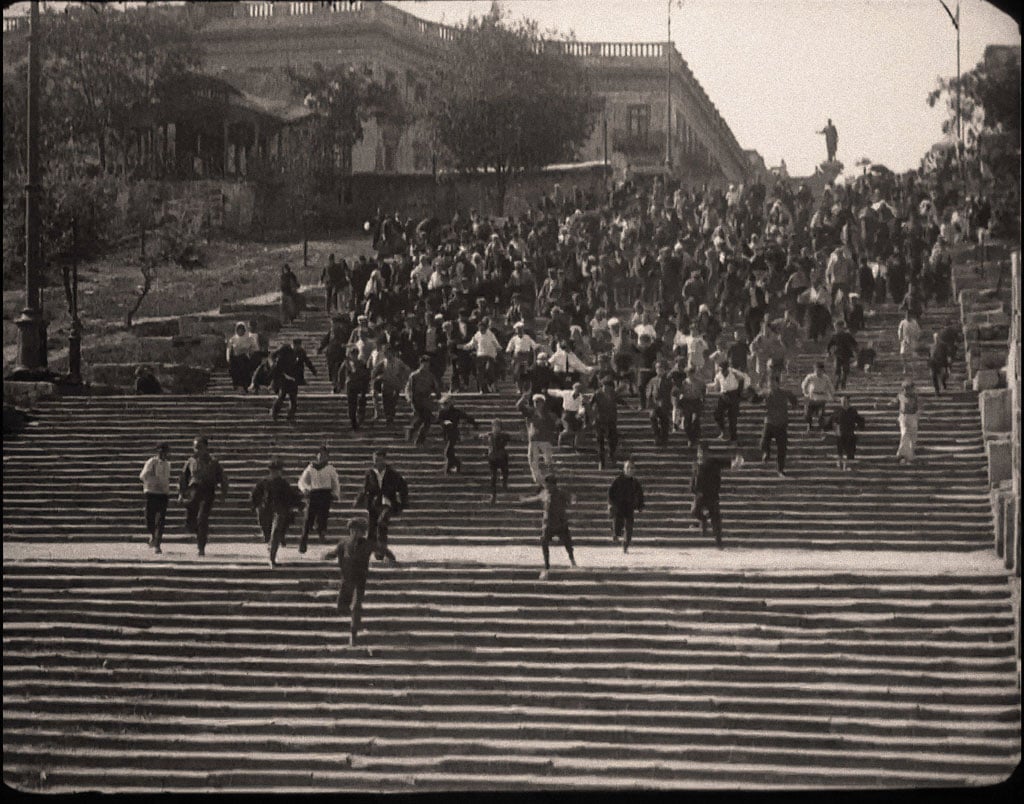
[938,1,964,185]
[664,0,672,175]
[11,0,50,380]
[67,217,82,385]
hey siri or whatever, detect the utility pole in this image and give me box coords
[665,0,672,176]
[67,217,82,385]
[11,0,49,380]
[939,1,964,188]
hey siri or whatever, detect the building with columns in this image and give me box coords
[3,0,749,185]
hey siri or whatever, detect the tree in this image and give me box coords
[927,47,1021,194]
[3,5,202,282]
[42,5,202,174]
[429,7,595,214]
[281,62,406,227]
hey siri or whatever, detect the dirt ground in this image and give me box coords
[3,231,373,371]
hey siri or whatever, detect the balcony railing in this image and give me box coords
[612,129,666,156]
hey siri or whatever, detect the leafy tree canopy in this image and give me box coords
[37,5,200,173]
[429,5,595,211]
[927,47,1021,148]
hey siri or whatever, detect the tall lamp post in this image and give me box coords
[938,0,962,146]
[11,0,50,380]
[938,0,964,188]
[664,0,673,176]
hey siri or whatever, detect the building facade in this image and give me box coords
[4,0,748,185]
[187,1,748,184]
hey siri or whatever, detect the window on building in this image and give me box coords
[414,82,427,103]
[384,143,397,173]
[363,63,374,77]
[384,70,396,90]
[626,105,650,139]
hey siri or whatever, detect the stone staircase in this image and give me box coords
[2,299,992,551]
[4,293,1020,791]
[3,560,1019,791]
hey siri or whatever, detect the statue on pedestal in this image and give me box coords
[818,119,838,163]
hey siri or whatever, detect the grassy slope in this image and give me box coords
[3,233,371,371]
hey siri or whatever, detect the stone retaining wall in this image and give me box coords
[957,246,1019,578]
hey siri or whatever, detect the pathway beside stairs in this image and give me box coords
[3,289,1020,791]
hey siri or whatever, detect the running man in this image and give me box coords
[139,442,171,554]
[521,474,577,580]
[690,441,744,548]
[324,517,375,648]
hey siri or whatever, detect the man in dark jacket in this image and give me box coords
[290,338,317,386]
[645,359,674,447]
[178,436,229,556]
[370,343,411,427]
[249,457,305,568]
[607,460,645,553]
[269,341,300,422]
[826,319,859,391]
[318,315,351,391]
[757,374,801,477]
[438,393,480,474]
[589,374,621,470]
[337,347,371,430]
[691,441,743,548]
[825,393,867,471]
[928,330,954,395]
[355,449,408,566]
[405,354,441,444]
[324,517,375,647]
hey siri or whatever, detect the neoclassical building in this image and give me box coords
[3,0,749,185]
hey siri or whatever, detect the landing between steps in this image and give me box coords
[2,542,1010,575]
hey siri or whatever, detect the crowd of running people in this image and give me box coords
[148,167,993,643]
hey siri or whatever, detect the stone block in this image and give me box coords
[219,300,279,316]
[979,389,1012,435]
[2,380,57,410]
[1003,494,1018,574]
[180,313,282,339]
[88,334,226,370]
[88,363,211,394]
[952,272,995,297]
[129,318,180,337]
[985,438,1013,487]
[968,348,1008,380]
[958,286,1002,308]
[963,308,1010,328]
[973,323,1011,342]
[169,335,227,369]
[992,489,1006,557]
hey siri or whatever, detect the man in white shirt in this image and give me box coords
[550,341,594,385]
[681,329,708,378]
[801,361,835,432]
[409,255,432,291]
[708,361,751,443]
[548,382,587,449]
[826,242,856,299]
[506,321,539,393]
[298,445,342,553]
[139,443,172,553]
[426,264,446,292]
[897,309,922,376]
[462,319,503,393]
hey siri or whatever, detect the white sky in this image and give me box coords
[393,0,1020,176]
[6,1,1020,177]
